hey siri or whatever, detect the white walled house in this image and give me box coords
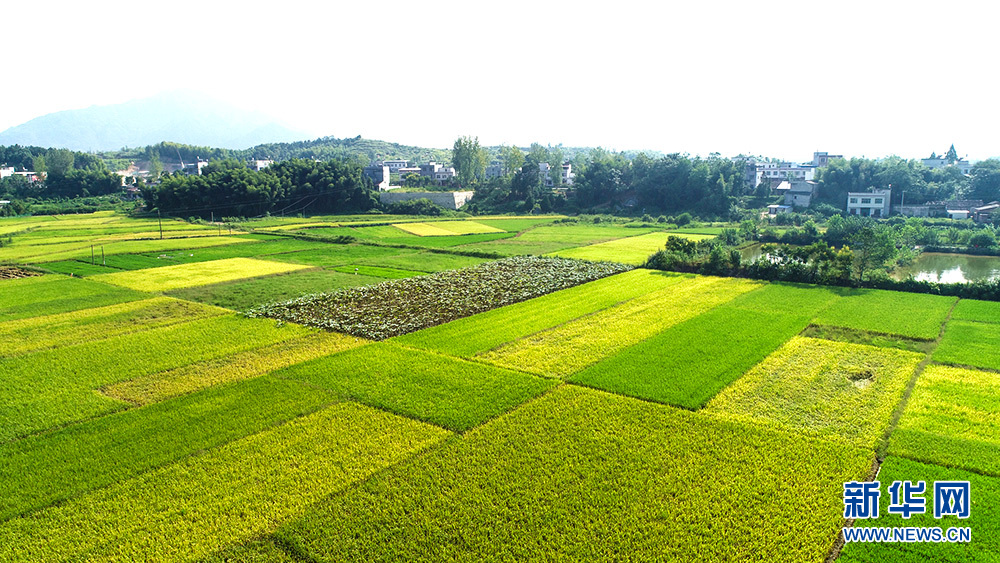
[248,159,273,171]
[382,159,408,173]
[847,189,891,217]
[561,163,574,186]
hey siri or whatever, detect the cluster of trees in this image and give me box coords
[1,146,123,204]
[453,139,744,217]
[142,159,378,217]
[461,142,577,214]
[574,152,745,216]
[813,155,1000,208]
[647,215,940,283]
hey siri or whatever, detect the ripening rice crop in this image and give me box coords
[0,275,144,321]
[202,538,300,563]
[246,256,633,340]
[889,364,1000,476]
[0,297,227,357]
[478,276,762,377]
[455,223,662,257]
[90,257,313,292]
[166,269,387,312]
[550,232,695,265]
[91,238,332,271]
[391,222,462,236]
[392,221,504,236]
[0,376,332,521]
[395,269,688,357]
[0,403,449,563]
[933,320,1000,371]
[10,234,252,264]
[103,331,367,405]
[279,342,556,431]
[570,305,811,408]
[813,289,956,340]
[426,220,506,235]
[273,385,872,563]
[704,337,923,449]
[0,314,313,442]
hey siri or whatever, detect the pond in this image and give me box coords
[891,252,1000,283]
[739,243,763,263]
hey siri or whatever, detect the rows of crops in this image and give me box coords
[0,403,448,562]
[391,220,505,236]
[1,210,995,561]
[91,257,313,291]
[246,256,633,339]
[0,313,316,441]
[268,386,873,562]
[550,231,715,264]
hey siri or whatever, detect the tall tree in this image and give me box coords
[946,144,958,164]
[966,159,1000,202]
[499,145,524,177]
[451,136,488,186]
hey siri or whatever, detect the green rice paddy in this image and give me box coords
[0,210,987,561]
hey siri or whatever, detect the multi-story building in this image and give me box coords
[747,152,840,192]
[561,163,575,186]
[755,162,816,186]
[485,161,505,180]
[847,189,891,217]
[433,167,456,184]
[183,159,209,176]
[248,159,273,172]
[921,156,973,175]
[382,159,408,173]
[363,163,390,190]
[419,162,442,177]
[811,151,843,167]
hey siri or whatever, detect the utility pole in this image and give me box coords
[157,210,163,240]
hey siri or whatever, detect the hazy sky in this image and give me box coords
[3,0,997,161]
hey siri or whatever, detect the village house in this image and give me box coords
[847,189,891,217]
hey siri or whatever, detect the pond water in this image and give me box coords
[739,243,763,263]
[891,252,1000,283]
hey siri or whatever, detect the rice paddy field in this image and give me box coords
[0,210,993,562]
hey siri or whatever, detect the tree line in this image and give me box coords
[451,137,747,217]
[140,158,378,217]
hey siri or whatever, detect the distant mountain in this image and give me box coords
[0,91,310,151]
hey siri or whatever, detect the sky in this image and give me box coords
[2,0,998,161]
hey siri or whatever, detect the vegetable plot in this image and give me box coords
[247,257,632,340]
